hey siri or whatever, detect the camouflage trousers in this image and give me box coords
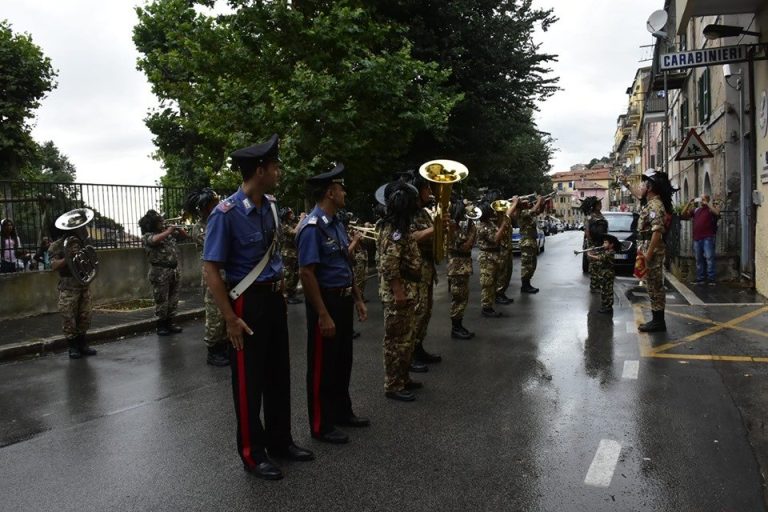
[594,267,615,308]
[520,245,538,280]
[383,302,416,392]
[283,255,299,298]
[479,251,501,308]
[448,275,470,320]
[589,259,599,291]
[149,267,180,320]
[354,258,368,297]
[203,285,226,348]
[644,245,666,311]
[58,287,92,339]
[496,249,513,295]
[413,276,434,344]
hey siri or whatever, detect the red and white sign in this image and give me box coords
[675,128,713,161]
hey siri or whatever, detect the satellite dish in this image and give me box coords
[646,10,668,34]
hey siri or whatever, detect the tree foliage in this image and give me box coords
[134,0,460,211]
[21,141,77,182]
[0,20,58,180]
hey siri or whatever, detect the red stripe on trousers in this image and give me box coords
[312,323,324,435]
[233,296,256,468]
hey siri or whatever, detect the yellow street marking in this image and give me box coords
[632,305,653,357]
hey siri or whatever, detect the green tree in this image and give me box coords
[134,0,460,211]
[368,0,558,196]
[0,20,58,179]
[22,141,77,182]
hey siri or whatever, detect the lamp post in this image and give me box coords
[704,23,760,281]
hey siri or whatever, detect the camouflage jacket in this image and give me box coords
[585,212,606,245]
[498,220,512,251]
[190,220,206,252]
[477,220,499,251]
[280,220,297,258]
[49,237,88,291]
[594,249,615,272]
[519,209,538,249]
[410,208,434,262]
[142,232,179,268]
[377,224,422,304]
[447,221,475,276]
[638,197,666,245]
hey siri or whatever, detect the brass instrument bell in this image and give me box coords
[418,159,469,263]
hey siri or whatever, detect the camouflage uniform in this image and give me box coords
[353,240,369,298]
[378,224,422,392]
[411,208,435,345]
[280,219,299,298]
[593,249,615,309]
[496,221,513,295]
[477,219,502,308]
[49,237,92,340]
[143,232,181,321]
[519,209,538,280]
[448,220,475,320]
[586,212,606,292]
[192,220,226,349]
[638,197,667,311]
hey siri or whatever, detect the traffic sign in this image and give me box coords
[675,128,713,161]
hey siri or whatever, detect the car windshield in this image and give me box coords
[604,214,634,232]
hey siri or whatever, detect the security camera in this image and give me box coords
[723,64,733,78]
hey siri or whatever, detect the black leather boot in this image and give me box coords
[414,342,442,363]
[68,338,83,359]
[521,279,539,294]
[167,317,183,334]
[157,320,171,336]
[638,310,666,332]
[77,334,97,356]
[207,345,229,367]
[451,318,473,340]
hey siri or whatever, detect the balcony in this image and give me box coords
[644,95,666,124]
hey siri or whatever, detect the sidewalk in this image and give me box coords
[666,272,766,305]
[0,288,204,362]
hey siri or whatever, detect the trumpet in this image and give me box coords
[573,240,633,254]
[349,222,378,241]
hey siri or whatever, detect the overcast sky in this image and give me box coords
[3,0,661,184]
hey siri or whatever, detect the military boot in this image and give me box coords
[451,318,474,340]
[414,342,442,364]
[495,293,513,305]
[157,320,172,336]
[638,310,666,332]
[521,279,539,294]
[68,338,83,359]
[207,344,229,367]
[167,317,183,334]
[77,334,97,356]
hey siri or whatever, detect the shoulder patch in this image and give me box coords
[265,194,276,202]
[391,230,402,241]
[649,211,656,219]
[216,199,235,213]
[308,216,318,225]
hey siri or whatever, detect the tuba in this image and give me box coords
[418,159,469,263]
[55,208,99,285]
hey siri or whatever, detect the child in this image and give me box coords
[588,234,619,314]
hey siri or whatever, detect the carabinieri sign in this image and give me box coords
[660,44,755,71]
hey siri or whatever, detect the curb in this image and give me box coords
[664,271,704,306]
[0,308,205,363]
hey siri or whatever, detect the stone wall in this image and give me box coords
[0,244,202,320]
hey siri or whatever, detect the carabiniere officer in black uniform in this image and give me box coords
[297,164,370,444]
[203,134,313,480]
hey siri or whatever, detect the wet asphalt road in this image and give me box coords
[1,231,766,511]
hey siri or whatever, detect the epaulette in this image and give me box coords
[265,194,276,202]
[307,216,318,225]
[216,199,236,213]
[296,215,318,239]
[391,230,402,242]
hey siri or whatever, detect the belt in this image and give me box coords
[449,251,472,257]
[231,280,282,293]
[321,286,353,297]
[480,248,500,253]
[151,261,178,269]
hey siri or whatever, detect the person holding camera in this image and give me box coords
[680,195,720,285]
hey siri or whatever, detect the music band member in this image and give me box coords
[378,181,423,401]
[203,134,314,480]
[49,209,98,359]
[184,188,229,367]
[519,195,545,294]
[447,202,477,339]
[581,196,607,293]
[477,200,518,317]
[139,209,186,336]
[587,234,619,315]
[297,164,370,444]
[279,207,303,305]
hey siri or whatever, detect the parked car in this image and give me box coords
[581,211,638,273]
[511,226,545,254]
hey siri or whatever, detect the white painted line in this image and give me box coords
[667,303,767,307]
[614,276,639,282]
[626,321,636,333]
[584,439,622,488]
[622,360,639,380]
[664,271,704,306]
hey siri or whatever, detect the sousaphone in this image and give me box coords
[55,208,98,285]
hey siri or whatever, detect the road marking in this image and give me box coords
[664,271,704,306]
[622,360,639,379]
[584,439,622,488]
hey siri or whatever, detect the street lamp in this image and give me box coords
[703,24,760,40]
